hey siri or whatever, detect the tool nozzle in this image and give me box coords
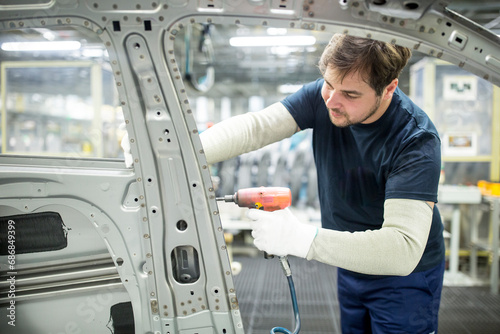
[216,195,236,203]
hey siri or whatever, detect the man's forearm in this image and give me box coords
[306,198,433,276]
[199,102,298,164]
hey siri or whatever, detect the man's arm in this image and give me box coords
[249,198,433,276]
[199,102,299,164]
[307,198,432,276]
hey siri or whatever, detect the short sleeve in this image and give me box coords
[281,79,324,130]
[385,132,441,202]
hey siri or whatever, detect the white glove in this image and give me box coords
[248,208,318,258]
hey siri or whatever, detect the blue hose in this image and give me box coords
[270,257,301,334]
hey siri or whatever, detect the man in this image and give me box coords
[200,33,445,333]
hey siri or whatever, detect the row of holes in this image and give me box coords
[359,3,485,55]
[122,57,200,215]
[93,3,163,10]
[112,2,486,56]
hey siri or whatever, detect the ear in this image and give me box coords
[383,78,398,100]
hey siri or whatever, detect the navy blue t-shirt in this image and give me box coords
[282,78,445,274]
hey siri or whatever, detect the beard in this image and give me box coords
[328,95,382,128]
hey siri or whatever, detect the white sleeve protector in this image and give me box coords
[199,102,298,165]
[306,198,433,276]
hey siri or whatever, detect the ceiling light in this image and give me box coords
[229,36,316,47]
[1,41,81,51]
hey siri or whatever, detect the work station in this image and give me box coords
[0,1,499,333]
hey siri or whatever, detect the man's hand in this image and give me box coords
[248,208,318,258]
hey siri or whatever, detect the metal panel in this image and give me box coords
[0,1,499,333]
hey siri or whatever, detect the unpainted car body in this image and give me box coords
[0,0,499,333]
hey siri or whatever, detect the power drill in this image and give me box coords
[216,186,292,259]
[216,186,301,333]
[216,186,292,212]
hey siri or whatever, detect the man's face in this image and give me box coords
[321,66,385,128]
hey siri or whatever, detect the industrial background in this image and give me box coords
[1,0,500,333]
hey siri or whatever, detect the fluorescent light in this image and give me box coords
[230,36,316,47]
[1,41,81,51]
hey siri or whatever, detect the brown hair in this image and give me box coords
[318,34,412,96]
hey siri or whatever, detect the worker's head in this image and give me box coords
[318,34,412,127]
[319,34,411,96]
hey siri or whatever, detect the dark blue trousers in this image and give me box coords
[337,260,445,334]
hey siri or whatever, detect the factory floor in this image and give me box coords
[232,255,500,334]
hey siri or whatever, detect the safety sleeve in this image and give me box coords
[306,198,433,276]
[199,102,299,165]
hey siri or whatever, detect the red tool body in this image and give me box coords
[216,187,291,211]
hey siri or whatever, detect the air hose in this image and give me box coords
[270,256,301,334]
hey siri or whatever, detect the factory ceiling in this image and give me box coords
[175,0,500,98]
[0,0,498,99]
